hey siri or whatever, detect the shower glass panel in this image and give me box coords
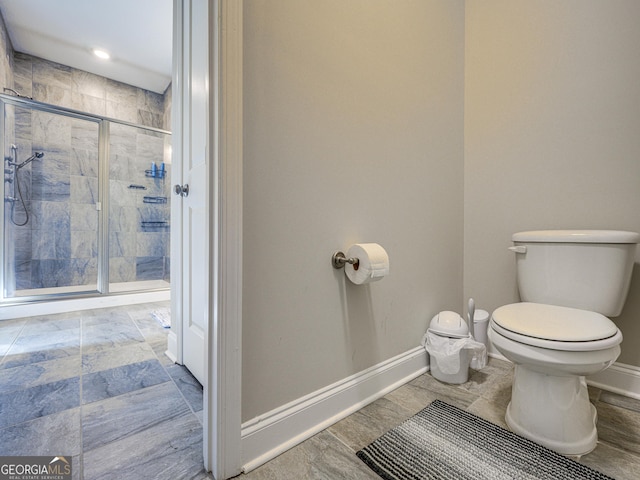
[2,102,100,297]
[108,123,171,293]
[1,95,171,303]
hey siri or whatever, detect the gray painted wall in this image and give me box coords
[243,0,465,421]
[243,0,640,423]
[464,0,640,364]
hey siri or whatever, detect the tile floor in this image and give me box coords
[0,300,210,480]
[1,301,640,479]
[239,357,640,480]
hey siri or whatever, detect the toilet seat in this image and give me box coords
[491,302,622,352]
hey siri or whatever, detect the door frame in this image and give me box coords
[169,1,243,478]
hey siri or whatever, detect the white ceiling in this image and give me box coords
[0,0,173,94]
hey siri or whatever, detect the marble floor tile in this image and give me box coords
[460,358,514,404]
[472,370,513,409]
[82,341,156,374]
[0,317,27,357]
[83,411,210,480]
[2,329,80,369]
[166,364,203,412]
[82,381,190,452]
[0,353,81,393]
[595,401,640,455]
[82,358,170,404]
[242,430,378,480]
[328,396,415,452]
[21,312,82,334]
[383,380,446,415]
[129,306,167,330]
[0,376,80,429]
[145,331,174,366]
[81,320,145,354]
[124,302,162,318]
[81,308,133,327]
[139,323,169,341]
[408,372,480,410]
[465,396,510,430]
[0,407,81,456]
[578,441,640,480]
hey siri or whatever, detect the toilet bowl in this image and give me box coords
[489,302,622,455]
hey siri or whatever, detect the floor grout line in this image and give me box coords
[78,310,84,480]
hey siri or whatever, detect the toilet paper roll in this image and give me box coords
[345,243,389,285]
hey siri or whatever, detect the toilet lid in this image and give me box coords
[492,303,618,342]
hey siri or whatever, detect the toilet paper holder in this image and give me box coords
[332,251,360,270]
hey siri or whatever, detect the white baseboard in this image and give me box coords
[240,346,428,473]
[0,290,170,320]
[587,362,640,400]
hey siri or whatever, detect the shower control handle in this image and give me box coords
[173,184,189,197]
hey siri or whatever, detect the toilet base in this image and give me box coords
[505,365,598,456]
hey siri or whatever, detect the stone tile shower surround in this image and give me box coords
[3,53,171,293]
[13,53,168,130]
[108,123,171,284]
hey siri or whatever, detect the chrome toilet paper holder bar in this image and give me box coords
[332,251,359,270]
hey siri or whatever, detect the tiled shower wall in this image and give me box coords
[0,10,12,89]
[108,123,171,284]
[3,43,171,290]
[1,12,15,290]
[13,53,169,130]
[11,106,101,289]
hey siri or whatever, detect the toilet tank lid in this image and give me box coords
[513,230,640,244]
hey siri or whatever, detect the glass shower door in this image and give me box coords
[2,95,171,303]
[2,100,101,298]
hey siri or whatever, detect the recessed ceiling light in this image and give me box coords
[93,49,110,60]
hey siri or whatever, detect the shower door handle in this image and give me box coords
[173,184,189,197]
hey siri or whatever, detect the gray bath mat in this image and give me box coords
[356,399,612,480]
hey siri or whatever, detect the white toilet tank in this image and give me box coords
[512,230,639,317]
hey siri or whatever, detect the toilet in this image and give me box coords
[488,230,639,455]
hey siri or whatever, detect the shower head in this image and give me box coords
[16,152,44,169]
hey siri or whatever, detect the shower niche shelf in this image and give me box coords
[143,196,167,204]
[141,221,169,229]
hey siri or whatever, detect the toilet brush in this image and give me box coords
[468,298,475,339]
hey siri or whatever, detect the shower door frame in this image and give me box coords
[0,94,171,304]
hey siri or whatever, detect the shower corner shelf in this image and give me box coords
[143,196,168,204]
[141,221,169,229]
[145,169,166,179]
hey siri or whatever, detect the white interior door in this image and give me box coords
[171,1,243,476]
[178,0,209,386]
